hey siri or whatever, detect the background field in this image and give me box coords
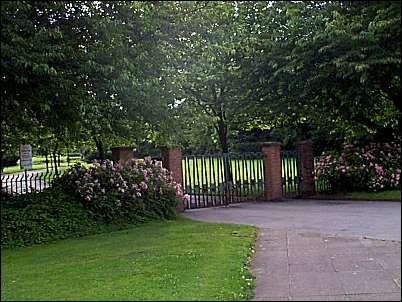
[182,156,300,194]
[2,155,85,174]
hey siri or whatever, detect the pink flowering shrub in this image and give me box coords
[55,157,187,222]
[315,136,401,192]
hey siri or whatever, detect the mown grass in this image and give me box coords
[345,190,401,200]
[1,216,256,301]
[2,156,84,174]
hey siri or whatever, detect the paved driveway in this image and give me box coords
[184,200,401,301]
[184,199,401,241]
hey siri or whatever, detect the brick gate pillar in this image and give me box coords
[161,146,185,212]
[111,147,135,164]
[296,140,315,197]
[261,142,282,201]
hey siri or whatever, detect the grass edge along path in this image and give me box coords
[1,216,257,301]
[345,190,401,200]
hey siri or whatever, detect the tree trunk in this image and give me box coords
[67,149,70,166]
[392,92,401,135]
[45,152,49,172]
[217,120,229,153]
[0,149,3,173]
[52,144,58,176]
[93,136,105,160]
[216,120,233,186]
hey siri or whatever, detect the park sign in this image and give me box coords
[20,144,32,169]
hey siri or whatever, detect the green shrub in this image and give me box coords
[1,157,188,248]
[1,149,19,169]
[54,157,187,223]
[1,187,99,248]
[315,136,401,192]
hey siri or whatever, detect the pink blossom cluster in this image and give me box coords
[58,156,188,208]
[315,137,401,192]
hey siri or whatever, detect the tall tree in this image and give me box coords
[243,1,400,144]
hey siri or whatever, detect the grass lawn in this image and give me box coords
[1,216,256,301]
[2,155,85,174]
[345,190,401,200]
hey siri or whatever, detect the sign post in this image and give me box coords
[20,144,32,170]
[20,144,32,193]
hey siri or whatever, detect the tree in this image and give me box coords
[243,1,400,147]
[163,1,252,153]
[1,1,175,163]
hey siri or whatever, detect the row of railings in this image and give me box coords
[1,141,331,205]
[1,170,62,195]
[182,152,265,209]
[280,150,301,198]
[170,141,319,210]
[313,157,332,193]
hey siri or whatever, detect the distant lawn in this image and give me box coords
[345,190,401,200]
[182,157,299,196]
[2,163,57,174]
[2,155,85,174]
[1,216,256,301]
[2,161,92,175]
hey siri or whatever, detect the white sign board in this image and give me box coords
[20,144,32,169]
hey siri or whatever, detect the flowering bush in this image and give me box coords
[55,157,189,222]
[315,137,401,192]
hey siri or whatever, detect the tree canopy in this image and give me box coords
[1,1,400,161]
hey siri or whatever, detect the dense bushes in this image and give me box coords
[1,188,99,248]
[1,150,19,170]
[1,157,188,248]
[55,157,187,222]
[315,138,401,192]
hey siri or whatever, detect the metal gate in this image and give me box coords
[182,152,265,209]
[280,150,301,198]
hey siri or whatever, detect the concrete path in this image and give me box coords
[252,229,400,301]
[184,200,401,301]
[185,200,401,241]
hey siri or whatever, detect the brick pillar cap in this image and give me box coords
[160,145,181,150]
[111,146,135,152]
[296,140,313,145]
[296,139,313,145]
[261,142,282,147]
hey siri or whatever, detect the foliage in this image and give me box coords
[55,158,187,222]
[157,1,400,152]
[244,1,400,145]
[1,157,188,248]
[1,1,173,161]
[315,136,401,192]
[159,2,252,152]
[1,187,99,248]
[1,1,400,158]
[1,150,19,168]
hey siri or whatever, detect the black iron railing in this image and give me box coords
[182,152,265,209]
[280,150,301,198]
[1,170,63,196]
[313,157,332,193]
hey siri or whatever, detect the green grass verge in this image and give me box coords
[1,216,256,301]
[345,190,401,200]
